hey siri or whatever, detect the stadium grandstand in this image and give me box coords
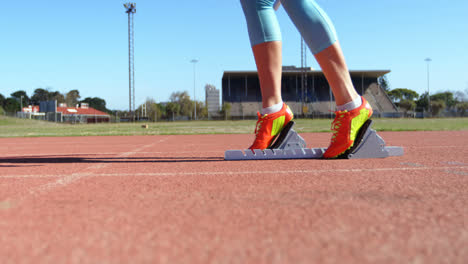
[222,66,398,118]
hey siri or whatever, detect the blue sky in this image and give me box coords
[1,0,467,110]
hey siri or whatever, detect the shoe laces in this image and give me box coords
[330,111,347,143]
[254,112,266,136]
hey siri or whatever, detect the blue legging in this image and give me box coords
[240,0,337,54]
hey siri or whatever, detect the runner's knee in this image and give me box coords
[240,0,282,46]
[282,0,337,54]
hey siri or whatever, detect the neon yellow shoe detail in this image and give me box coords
[249,103,294,150]
[323,97,373,159]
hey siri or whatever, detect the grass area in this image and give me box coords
[0,115,467,138]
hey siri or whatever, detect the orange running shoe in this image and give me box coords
[249,103,294,150]
[323,96,373,159]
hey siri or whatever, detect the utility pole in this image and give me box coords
[124,2,136,121]
[141,102,147,118]
[191,59,199,120]
[425,58,432,117]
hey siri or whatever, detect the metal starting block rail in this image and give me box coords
[224,120,404,161]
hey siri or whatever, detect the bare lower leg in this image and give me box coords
[314,41,359,106]
[252,41,283,108]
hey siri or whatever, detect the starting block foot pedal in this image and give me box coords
[224,120,403,161]
[224,121,325,160]
[338,119,404,159]
[269,121,306,150]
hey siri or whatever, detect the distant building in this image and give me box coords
[19,102,110,123]
[222,66,398,118]
[57,103,110,123]
[205,85,220,118]
[18,105,45,120]
[22,105,40,113]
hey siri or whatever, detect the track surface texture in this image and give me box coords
[0,131,467,264]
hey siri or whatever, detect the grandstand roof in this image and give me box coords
[223,69,391,78]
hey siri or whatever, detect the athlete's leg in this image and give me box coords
[240,0,293,150]
[315,42,360,106]
[282,0,371,158]
[281,0,359,106]
[240,0,282,109]
[252,41,283,108]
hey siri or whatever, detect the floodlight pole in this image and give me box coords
[300,37,308,116]
[124,3,136,121]
[191,59,199,120]
[425,58,432,116]
[301,37,304,114]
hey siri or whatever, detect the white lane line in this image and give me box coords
[2,166,466,179]
[0,137,170,210]
[67,165,468,177]
[407,146,468,149]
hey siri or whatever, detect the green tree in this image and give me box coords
[221,102,231,120]
[195,101,207,119]
[10,90,30,107]
[0,93,5,107]
[456,102,468,117]
[49,91,65,104]
[416,92,429,112]
[166,102,180,121]
[398,99,416,114]
[3,98,20,113]
[169,91,193,117]
[388,88,419,103]
[430,91,456,109]
[80,97,108,112]
[65,90,81,107]
[157,103,167,119]
[455,88,468,103]
[31,88,50,104]
[137,98,166,121]
[378,75,390,92]
[430,100,446,117]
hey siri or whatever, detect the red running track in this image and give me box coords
[0,131,467,263]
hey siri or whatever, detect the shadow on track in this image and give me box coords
[0,155,224,164]
[0,164,41,168]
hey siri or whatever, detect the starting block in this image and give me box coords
[224,120,404,161]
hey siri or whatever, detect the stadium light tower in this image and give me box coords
[191,59,199,120]
[425,57,432,116]
[300,37,308,116]
[124,2,136,121]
